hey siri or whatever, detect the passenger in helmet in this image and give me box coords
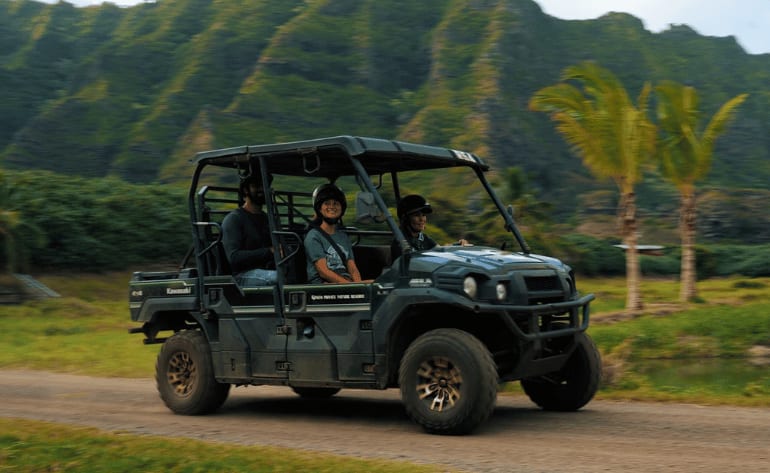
[304,183,364,283]
[391,194,470,260]
[222,174,277,286]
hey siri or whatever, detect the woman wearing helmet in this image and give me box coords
[304,183,364,284]
[391,194,438,260]
[391,194,471,260]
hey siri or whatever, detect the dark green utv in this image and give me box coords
[129,136,600,435]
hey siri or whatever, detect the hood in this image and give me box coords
[407,245,570,274]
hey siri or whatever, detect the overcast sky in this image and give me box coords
[45,0,770,55]
[537,0,769,55]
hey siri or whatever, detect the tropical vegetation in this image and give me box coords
[530,64,750,312]
[529,61,657,313]
[0,171,188,272]
[655,82,748,302]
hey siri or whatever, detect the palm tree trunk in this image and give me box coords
[620,191,643,313]
[679,190,697,302]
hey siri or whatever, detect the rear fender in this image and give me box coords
[129,305,216,345]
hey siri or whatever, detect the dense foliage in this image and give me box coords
[2,166,768,275]
[1,170,188,271]
[550,235,770,279]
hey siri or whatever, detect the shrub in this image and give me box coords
[708,244,770,277]
[640,254,679,275]
[7,170,188,271]
[556,234,625,276]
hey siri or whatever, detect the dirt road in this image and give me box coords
[1,370,768,472]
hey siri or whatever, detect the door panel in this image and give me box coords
[216,284,287,379]
[284,283,375,383]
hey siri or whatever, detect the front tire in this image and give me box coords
[399,328,497,435]
[156,330,230,415]
[521,331,601,411]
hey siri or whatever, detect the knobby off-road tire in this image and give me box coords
[399,328,498,435]
[156,330,230,415]
[291,387,341,398]
[521,331,601,411]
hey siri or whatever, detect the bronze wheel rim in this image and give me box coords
[415,356,462,412]
[167,351,197,397]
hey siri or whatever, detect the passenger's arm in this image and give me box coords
[346,259,362,282]
[313,258,352,283]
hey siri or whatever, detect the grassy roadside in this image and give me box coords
[0,272,156,377]
[0,418,448,473]
[581,276,770,406]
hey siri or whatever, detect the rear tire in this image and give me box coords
[291,387,341,398]
[156,330,230,415]
[521,331,601,411]
[399,328,497,435]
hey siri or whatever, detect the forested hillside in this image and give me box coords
[2,0,769,218]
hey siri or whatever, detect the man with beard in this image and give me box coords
[222,174,277,286]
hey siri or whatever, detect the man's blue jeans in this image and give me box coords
[235,268,277,286]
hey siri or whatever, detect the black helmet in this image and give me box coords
[397,194,432,220]
[312,183,347,216]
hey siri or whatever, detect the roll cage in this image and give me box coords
[186,136,532,311]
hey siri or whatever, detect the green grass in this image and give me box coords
[590,301,770,358]
[0,272,156,377]
[583,275,770,314]
[573,276,770,406]
[0,418,447,473]
[588,300,770,406]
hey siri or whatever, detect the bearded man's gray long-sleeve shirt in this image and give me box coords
[221,207,273,274]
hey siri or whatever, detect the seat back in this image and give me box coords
[195,186,239,277]
[353,244,392,280]
[284,241,308,284]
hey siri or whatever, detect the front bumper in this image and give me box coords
[462,293,595,341]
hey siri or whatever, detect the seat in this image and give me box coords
[284,242,308,284]
[194,221,232,277]
[353,245,392,280]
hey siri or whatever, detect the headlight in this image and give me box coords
[495,283,507,302]
[463,276,478,299]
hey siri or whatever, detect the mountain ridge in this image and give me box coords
[1,0,768,214]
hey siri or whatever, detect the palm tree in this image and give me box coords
[529,61,657,313]
[655,81,748,302]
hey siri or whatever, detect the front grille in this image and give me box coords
[523,274,565,304]
[524,275,561,291]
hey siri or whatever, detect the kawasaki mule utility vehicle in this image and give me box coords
[129,136,600,435]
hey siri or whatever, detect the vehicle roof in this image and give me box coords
[193,135,489,178]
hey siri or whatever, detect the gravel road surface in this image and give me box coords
[1,370,768,473]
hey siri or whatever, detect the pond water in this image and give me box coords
[635,358,769,394]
